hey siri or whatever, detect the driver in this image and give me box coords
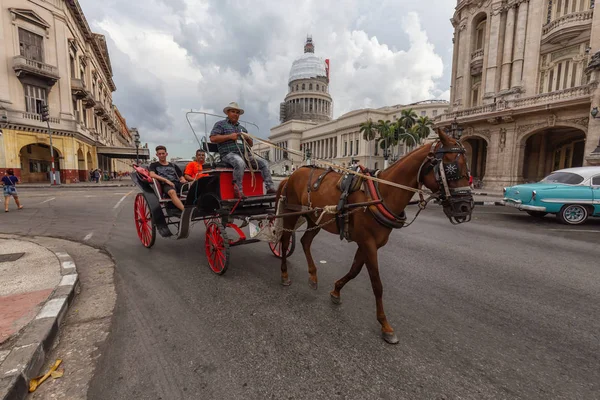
[210,102,276,198]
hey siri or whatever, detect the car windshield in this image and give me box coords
[541,172,584,185]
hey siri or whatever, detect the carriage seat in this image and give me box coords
[151,178,188,203]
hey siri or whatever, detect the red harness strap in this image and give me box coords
[359,166,406,229]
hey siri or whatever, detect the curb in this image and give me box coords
[0,251,79,400]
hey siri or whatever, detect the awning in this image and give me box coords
[96,146,150,159]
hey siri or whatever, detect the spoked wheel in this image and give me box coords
[557,204,589,225]
[134,193,156,248]
[269,232,296,258]
[205,221,230,275]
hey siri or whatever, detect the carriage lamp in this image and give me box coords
[591,107,599,119]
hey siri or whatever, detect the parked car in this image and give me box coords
[502,167,600,225]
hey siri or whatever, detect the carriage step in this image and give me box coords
[221,194,276,205]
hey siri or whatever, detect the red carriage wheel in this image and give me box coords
[205,221,230,275]
[269,232,296,258]
[134,193,156,248]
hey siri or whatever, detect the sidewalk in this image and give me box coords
[0,237,78,399]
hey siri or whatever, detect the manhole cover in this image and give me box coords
[0,253,25,263]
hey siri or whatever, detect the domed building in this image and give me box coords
[259,36,448,176]
[279,36,333,123]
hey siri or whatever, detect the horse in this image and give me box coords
[275,129,474,344]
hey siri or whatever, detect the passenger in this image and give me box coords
[148,145,186,211]
[210,102,276,198]
[184,149,208,181]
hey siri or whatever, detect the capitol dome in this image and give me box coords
[288,53,328,84]
[279,36,333,124]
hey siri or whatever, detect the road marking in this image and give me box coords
[547,229,600,233]
[113,190,133,209]
[84,195,97,198]
[319,260,327,264]
[39,197,56,204]
[83,232,93,241]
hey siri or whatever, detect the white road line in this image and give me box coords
[113,190,133,209]
[547,229,600,233]
[83,232,94,241]
[39,197,56,204]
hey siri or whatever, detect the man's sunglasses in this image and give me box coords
[230,110,241,114]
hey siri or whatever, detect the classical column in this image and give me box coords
[484,10,503,98]
[511,0,529,90]
[500,5,516,91]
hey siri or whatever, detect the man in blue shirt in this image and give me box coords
[210,102,275,198]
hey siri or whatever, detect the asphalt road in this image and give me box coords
[2,186,599,399]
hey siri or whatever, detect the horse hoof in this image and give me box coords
[308,279,318,290]
[281,278,292,286]
[329,292,341,305]
[382,331,399,344]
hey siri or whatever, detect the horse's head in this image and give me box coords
[418,129,473,224]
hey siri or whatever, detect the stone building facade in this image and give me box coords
[0,0,148,183]
[437,0,600,191]
[262,100,449,175]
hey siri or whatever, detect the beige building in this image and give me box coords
[437,0,600,190]
[0,0,148,183]
[262,100,448,175]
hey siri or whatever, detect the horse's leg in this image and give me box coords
[300,219,321,290]
[363,244,398,344]
[330,246,364,304]
[280,215,299,286]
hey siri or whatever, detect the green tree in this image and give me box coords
[398,108,418,130]
[360,118,378,167]
[414,116,434,142]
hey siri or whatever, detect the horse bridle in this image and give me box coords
[417,140,474,224]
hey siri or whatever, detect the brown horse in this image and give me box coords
[276,129,474,343]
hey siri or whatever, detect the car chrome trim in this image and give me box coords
[540,199,594,204]
[501,200,546,211]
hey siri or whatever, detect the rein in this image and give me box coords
[242,132,426,195]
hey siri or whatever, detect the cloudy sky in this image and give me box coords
[79,0,456,159]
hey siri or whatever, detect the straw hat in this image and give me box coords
[223,102,244,115]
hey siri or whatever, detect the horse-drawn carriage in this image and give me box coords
[131,110,475,343]
[131,112,295,275]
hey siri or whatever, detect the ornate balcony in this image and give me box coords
[470,48,484,75]
[541,10,593,45]
[438,84,593,123]
[71,78,88,99]
[83,93,96,109]
[12,55,60,86]
[94,101,106,116]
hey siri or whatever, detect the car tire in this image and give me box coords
[526,211,548,218]
[557,204,589,225]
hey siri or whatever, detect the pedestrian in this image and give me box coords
[2,169,23,212]
[94,169,100,183]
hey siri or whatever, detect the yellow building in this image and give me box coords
[0,0,148,183]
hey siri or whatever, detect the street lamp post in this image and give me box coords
[134,131,141,165]
[445,118,464,140]
[41,104,58,185]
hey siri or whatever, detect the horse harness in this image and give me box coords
[285,140,472,240]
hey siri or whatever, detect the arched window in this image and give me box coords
[302,83,305,90]
[316,84,319,90]
[309,83,313,90]
[296,85,299,91]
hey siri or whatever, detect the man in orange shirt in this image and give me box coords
[184,149,208,181]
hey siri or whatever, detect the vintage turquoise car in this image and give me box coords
[502,167,600,225]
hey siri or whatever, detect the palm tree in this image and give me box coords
[360,119,377,167]
[377,120,394,167]
[415,116,434,142]
[398,108,418,130]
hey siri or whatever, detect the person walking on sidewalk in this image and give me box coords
[2,169,23,212]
